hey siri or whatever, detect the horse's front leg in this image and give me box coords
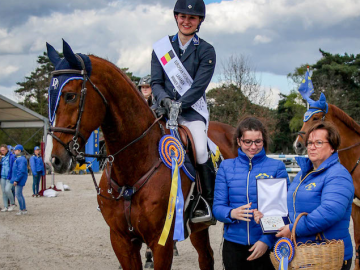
[352,203,360,270]
[189,227,214,270]
[110,229,143,270]
[149,239,174,270]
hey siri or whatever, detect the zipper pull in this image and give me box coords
[249,161,252,171]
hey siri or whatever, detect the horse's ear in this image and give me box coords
[62,39,81,69]
[46,42,61,66]
[319,93,327,104]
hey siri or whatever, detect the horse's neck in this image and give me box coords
[97,65,161,184]
[329,106,360,171]
[330,106,360,147]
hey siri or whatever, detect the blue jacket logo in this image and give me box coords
[305,183,316,190]
[255,173,272,179]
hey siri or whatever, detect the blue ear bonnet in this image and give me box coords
[303,93,328,122]
[47,40,92,125]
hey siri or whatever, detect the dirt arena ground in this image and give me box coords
[0,174,355,270]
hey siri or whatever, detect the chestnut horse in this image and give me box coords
[294,102,360,269]
[46,41,236,270]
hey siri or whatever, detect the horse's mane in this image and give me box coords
[89,54,144,99]
[329,104,360,136]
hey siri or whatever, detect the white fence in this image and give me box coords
[267,155,308,180]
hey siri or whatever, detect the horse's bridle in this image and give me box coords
[49,54,109,163]
[296,106,360,175]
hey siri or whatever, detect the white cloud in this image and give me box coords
[254,35,272,44]
[1,66,19,77]
[0,85,19,102]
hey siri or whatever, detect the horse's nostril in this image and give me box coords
[52,155,62,168]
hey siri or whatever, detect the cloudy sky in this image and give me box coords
[1,0,360,107]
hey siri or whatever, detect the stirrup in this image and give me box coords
[191,196,213,223]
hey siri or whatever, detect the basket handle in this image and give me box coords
[291,212,322,245]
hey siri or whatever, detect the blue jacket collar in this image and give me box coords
[172,33,200,46]
[237,147,266,163]
[295,152,339,177]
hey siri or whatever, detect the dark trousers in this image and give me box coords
[341,259,352,270]
[223,239,275,270]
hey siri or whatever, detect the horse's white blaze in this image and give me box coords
[45,117,54,168]
[293,136,299,152]
[44,134,53,163]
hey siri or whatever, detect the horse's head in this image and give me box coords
[293,93,328,154]
[46,40,107,173]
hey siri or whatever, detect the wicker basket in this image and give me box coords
[270,213,344,270]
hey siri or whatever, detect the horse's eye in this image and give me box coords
[64,93,77,103]
[312,117,319,121]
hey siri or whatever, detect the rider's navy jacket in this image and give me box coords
[213,148,289,248]
[30,155,45,176]
[10,155,28,186]
[289,153,354,260]
[151,34,216,123]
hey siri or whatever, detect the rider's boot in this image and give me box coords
[191,157,216,225]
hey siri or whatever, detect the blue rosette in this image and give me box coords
[158,135,185,169]
[274,237,295,270]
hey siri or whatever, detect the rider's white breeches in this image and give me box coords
[178,117,208,164]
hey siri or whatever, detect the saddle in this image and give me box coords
[177,125,197,166]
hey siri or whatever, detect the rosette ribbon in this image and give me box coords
[274,237,295,270]
[158,135,185,246]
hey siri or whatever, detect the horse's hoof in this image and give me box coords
[173,248,179,256]
[144,261,154,268]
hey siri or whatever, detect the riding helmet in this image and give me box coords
[138,75,151,91]
[173,0,206,19]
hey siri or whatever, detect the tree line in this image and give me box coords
[2,49,359,154]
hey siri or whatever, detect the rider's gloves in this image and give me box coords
[161,98,172,118]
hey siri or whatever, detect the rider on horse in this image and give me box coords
[151,0,216,222]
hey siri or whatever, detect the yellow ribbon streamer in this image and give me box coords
[211,146,221,168]
[158,159,179,246]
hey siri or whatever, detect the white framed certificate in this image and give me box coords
[260,216,285,232]
[257,178,289,233]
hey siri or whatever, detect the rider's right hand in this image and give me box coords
[161,98,172,118]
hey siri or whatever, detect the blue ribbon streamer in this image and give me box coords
[172,157,185,242]
[279,256,288,270]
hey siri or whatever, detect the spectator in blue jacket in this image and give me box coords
[0,144,16,212]
[283,122,353,269]
[213,117,289,270]
[30,146,45,197]
[11,145,28,215]
[255,121,354,270]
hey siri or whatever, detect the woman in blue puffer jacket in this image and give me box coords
[213,117,289,270]
[255,121,354,270]
[279,122,353,270]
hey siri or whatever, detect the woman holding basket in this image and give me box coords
[255,121,354,270]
